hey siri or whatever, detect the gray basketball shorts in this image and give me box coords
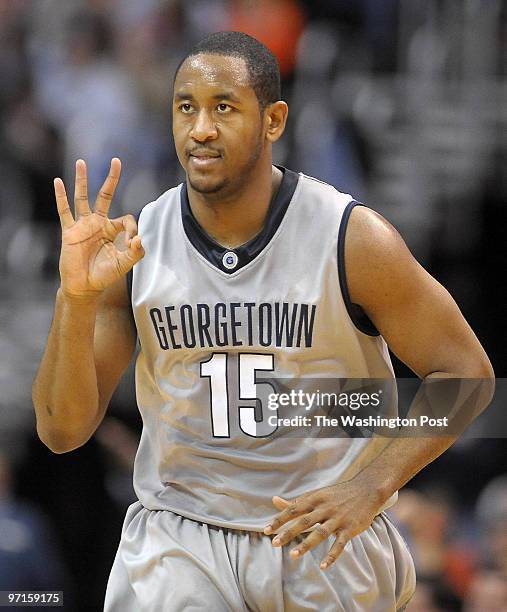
[104,502,415,611]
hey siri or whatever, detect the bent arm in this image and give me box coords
[32,277,136,453]
[264,206,495,567]
[345,206,495,499]
[346,206,493,380]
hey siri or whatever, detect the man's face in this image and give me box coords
[173,54,266,197]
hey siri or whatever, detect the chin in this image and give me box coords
[188,174,228,195]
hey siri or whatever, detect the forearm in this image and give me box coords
[32,289,101,452]
[352,436,456,506]
[353,373,495,504]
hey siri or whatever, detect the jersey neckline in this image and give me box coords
[180,166,300,274]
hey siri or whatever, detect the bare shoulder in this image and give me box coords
[344,205,493,378]
[344,205,423,310]
[345,205,404,254]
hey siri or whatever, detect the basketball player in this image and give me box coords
[32,32,494,611]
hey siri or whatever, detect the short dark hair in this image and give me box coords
[175,31,281,111]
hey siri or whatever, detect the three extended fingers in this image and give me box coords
[54,158,122,228]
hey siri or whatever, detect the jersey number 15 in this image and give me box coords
[200,352,277,438]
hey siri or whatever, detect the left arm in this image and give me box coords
[264,206,494,568]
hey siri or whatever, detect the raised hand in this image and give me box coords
[54,158,144,300]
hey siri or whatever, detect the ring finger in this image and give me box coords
[54,178,74,229]
[289,520,340,559]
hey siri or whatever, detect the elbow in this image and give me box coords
[32,390,99,454]
[482,358,496,406]
[455,347,495,380]
[434,351,495,407]
[469,353,495,408]
[470,351,495,382]
[36,423,89,454]
[479,358,495,381]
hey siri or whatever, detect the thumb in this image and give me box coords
[272,496,291,510]
[116,235,145,275]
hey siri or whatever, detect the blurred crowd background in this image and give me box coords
[1,1,506,610]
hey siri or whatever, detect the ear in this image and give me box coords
[264,101,289,143]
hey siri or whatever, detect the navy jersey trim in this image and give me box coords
[337,201,380,337]
[126,209,143,318]
[180,166,299,274]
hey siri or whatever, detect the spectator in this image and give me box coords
[227,0,306,79]
[391,488,474,605]
[475,475,507,577]
[463,569,507,612]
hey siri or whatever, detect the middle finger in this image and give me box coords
[74,159,91,218]
[272,511,323,547]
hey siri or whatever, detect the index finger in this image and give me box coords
[264,497,312,534]
[54,178,75,229]
[94,157,122,216]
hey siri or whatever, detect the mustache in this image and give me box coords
[187,147,222,157]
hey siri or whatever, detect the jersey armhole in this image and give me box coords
[337,201,380,337]
[126,208,143,332]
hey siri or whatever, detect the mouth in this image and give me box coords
[188,150,222,168]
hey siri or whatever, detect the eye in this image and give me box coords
[216,103,232,113]
[179,103,193,114]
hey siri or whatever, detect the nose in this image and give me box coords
[190,109,218,143]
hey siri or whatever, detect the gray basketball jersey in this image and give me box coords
[130,168,396,531]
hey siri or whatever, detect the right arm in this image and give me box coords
[32,279,135,453]
[32,158,144,453]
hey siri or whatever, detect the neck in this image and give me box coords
[186,159,283,249]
